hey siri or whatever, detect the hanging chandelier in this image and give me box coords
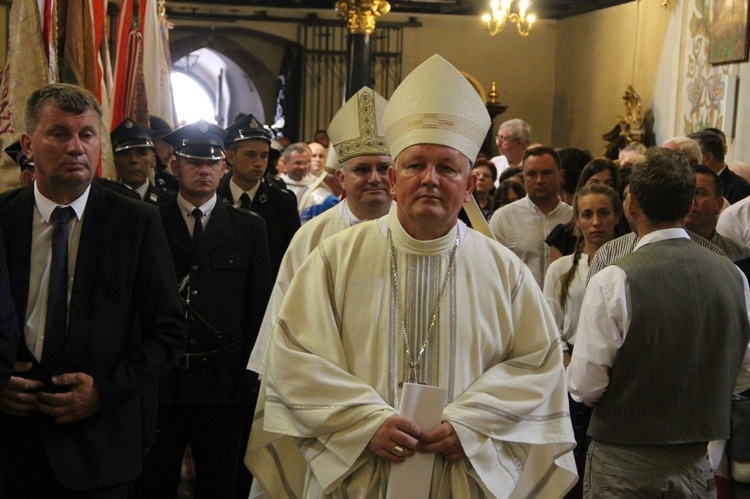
[481,0,536,36]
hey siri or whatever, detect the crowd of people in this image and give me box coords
[0,52,749,499]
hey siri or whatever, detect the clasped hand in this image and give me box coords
[0,362,101,423]
[368,414,466,463]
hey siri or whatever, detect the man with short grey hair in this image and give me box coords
[663,136,703,166]
[279,142,313,198]
[490,118,530,179]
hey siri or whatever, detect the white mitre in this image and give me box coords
[383,54,491,162]
[327,86,390,165]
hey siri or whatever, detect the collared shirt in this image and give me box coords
[489,195,573,288]
[229,177,260,207]
[490,155,510,188]
[133,180,150,201]
[177,193,218,237]
[567,228,750,406]
[26,182,90,361]
[717,195,750,247]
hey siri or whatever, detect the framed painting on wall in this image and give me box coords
[709,0,750,64]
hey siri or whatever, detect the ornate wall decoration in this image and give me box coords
[683,0,730,134]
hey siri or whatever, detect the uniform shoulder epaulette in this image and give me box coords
[230,204,263,221]
[268,183,296,200]
[156,184,178,197]
[97,177,141,200]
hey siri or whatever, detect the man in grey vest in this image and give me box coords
[568,147,750,497]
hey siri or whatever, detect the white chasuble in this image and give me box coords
[247,207,577,498]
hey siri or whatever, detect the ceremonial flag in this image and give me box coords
[111,0,149,129]
[0,0,50,189]
[143,0,175,127]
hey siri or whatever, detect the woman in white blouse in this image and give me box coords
[543,184,622,365]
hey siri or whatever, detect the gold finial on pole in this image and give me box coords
[335,0,391,35]
[488,82,498,104]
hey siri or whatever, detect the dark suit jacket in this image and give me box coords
[720,167,750,204]
[0,181,186,489]
[159,197,272,407]
[218,173,300,278]
[141,181,175,206]
[0,233,18,392]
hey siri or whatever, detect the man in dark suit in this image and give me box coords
[690,130,750,204]
[218,114,299,278]
[134,120,273,498]
[0,84,186,497]
[111,118,172,205]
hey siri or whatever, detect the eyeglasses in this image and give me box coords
[495,136,518,145]
[350,165,391,178]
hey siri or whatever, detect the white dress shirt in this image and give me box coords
[229,177,260,207]
[567,228,750,406]
[176,193,218,237]
[26,183,89,361]
[489,196,573,288]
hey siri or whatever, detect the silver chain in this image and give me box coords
[388,227,459,385]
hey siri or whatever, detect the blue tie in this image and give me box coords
[41,206,75,374]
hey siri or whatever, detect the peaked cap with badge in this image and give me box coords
[327,86,389,165]
[4,140,33,171]
[162,120,227,160]
[382,54,491,162]
[225,114,272,146]
[111,118,155,153]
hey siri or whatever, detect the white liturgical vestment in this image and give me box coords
[247,199,372,375]
[246,208,577,498]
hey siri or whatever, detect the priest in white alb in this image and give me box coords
[246,55,577,498]
[247,86,394,377]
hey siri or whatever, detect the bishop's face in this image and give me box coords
[388,144,476,240]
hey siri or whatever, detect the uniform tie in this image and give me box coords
[239,192,251,210]
[192,208,203,248]
[41,206,75,374]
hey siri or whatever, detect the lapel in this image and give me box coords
[1,187,34,362]
[145,183,160,204]
[251,180,269,211]
[1,187,34,318]
[71,181,107,310]
[196,200,229,259]
[162,200,193,260]
[216,172,233,205]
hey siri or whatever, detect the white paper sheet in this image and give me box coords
[386,383,447,499]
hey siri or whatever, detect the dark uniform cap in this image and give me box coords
[162,120,227,160]
[225,114,272,146]
[149,116,172,137]
[111,118,155,153]
[4,140,33,171]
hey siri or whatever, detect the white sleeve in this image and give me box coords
[488,209,507,245]
[717,208,748,247]
[566,265,630,406]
